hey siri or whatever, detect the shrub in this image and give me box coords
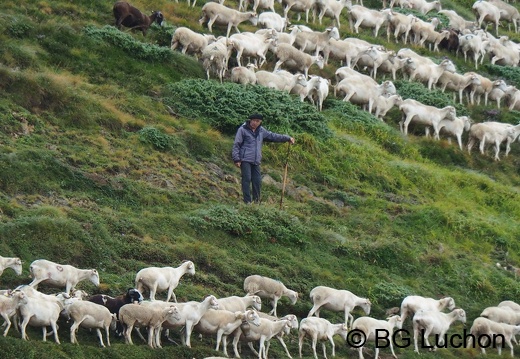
[161,79,332,138]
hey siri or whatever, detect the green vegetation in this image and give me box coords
[0,0,520,358]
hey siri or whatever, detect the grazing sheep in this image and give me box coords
[0,256,22,277]
[113,1,163,36]
[351,315,403,359]
[255,70,308,92]
[258,11,288,32]
[231,63,258,85]
[28,259,100,295]
[194,309,261,357]
[199,2,258,38]
[472,0,501,36]
[468,316,520,356]
[498,300,520,312]
[274,43,325,79]
[68,300,117,347]
[120,302,181,348]
[400,295,455,325]
[135,260,195,302]
[436,116,473,150]
[256,312,299,358]
[171,27,217,59]
[308,286,371,328]
[217,294,262,312]
[201,38,233,83]
[11,290,62,343]
[467,122,520,161]
[399,99,457,138]
[481,305,520,325]
[413,308,466,353]
[0,292,18,337]
[298,317,348,359]
[151,295,219,347]
[231,316,293,358]
[244,275,298,317]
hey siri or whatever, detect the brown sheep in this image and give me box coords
[112,1,164,36]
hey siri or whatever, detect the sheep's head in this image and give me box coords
[152,11,164,26]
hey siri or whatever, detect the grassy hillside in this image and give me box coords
[1,0,520,358]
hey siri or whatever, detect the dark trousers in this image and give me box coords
[240,162,261,204]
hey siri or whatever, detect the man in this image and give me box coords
[232,114,295,204]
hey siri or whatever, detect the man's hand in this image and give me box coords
[289,137,295,144]
[234,161,241,168]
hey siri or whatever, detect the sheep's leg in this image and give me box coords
[95,328,105,348]
[248,341,260,356]
[321,342,328,359]
[70,320,81,344]
[20,317,30,340]
[277,336,292,358]
[50,322,60,344]
[2,314,11,337]
[185,322,194,347]
[125,324,134,345]
[311,335,319,359]
[105,326,111,347]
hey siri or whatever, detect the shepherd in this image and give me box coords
[232,114,295,204]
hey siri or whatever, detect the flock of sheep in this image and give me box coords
[112,0,520,161]
[2,255,520,358]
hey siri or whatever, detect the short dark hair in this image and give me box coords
[248,114,263,120]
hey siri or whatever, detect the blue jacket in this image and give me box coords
[232,122,291,165]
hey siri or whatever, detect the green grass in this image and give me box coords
[1,0,520,358]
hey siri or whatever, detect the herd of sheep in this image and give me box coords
[2,255,520,358]
[112,0,520,161]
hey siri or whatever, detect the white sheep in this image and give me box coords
[298,316,348,359]
[308,285,371,328]
[11,290,63,343]
[408,59,457,90]
[170,27,217,59]
[256,312,299,358]
[407,0,441,14]
[258,12,288,32]
[229,30,277,67]
[0,256,22,277]
[135,260,195,302]
[398,99,457,138]
[316,0,352,27]
[274,43,325,79]
[438,71,482,104]
[413,308,467,353]
[472,0,501,36]
[199,3,258,38]
[231,63,258,85]
[457,33,485,69]
[119,302,181,348]
[68,300,117,347]
[308,76,330,112]
[231,316,292,359]
[28,259,100,295]
[255,70,308,92]
[336,78,396,114]
[373,94,403,120]
[498,300,520,312]
[351,315,403,359]
[294,27,340,57]
[0,292,18,337]
[217,294,262,312]
[480,305,520,324]
[489,0,520,33]
[244,275,298,317]
[282,0,318,23]
[201,39,233,83]
[156,295,219,347]
[194,309,261,357]
[400,295,456,324]
[468,316,520,357]
[349,6,389,37]
[436,116,473,150]
[467,122,520,161]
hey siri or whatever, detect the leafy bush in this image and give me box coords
[161,79,332,138]
[187,204,308,247]
[138,126,176,151]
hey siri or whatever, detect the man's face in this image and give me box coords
[249,119,262,130]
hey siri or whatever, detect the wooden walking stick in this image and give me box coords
[279,142,292,210]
